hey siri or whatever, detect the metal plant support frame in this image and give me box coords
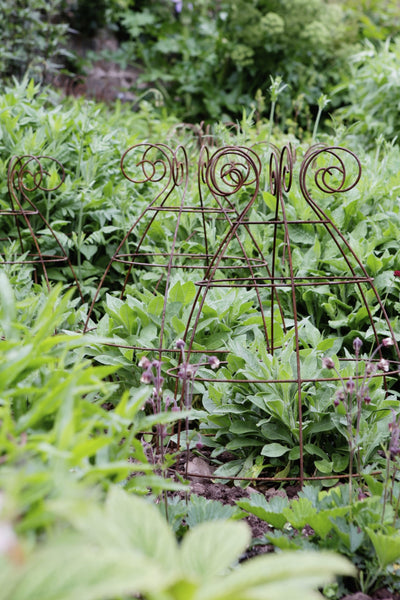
[3,155,83,299]
[83,141,400,487]
[179,143,400,485]
[9,143,387,486]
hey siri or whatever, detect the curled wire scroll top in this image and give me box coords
[172,145,189,188]
[299,146,362,201]
[120,143,189,190]
[9,155,65,195]
[269,144,295,198]
[205,146,261,198]
[120,143,172,184]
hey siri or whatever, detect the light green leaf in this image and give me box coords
[366,528,400,568]
[261,443,290,457]
[179,520,251,580]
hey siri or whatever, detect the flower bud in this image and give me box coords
[322,356,335,369]
[208,356,220,370]
[353,337,363,353]
[176,339,185,350]
[382,337,394,347]
[346,378,355,394]
[365,362,376,375]
[138,356,151,369]
[377,358,390,372]
[140,370,152,384]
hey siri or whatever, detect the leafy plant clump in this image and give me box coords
[238,472,400,596]
[0,0,72,84]
[0,482,354,600]
[337,36,400,145]
[98,0,356,124]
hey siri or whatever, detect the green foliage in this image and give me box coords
[344,0,400,42]
[0,77,179,300]
[337,37,400,144]
[200,322,398,480]
[0,271,186,505]
[103,0,354,123]
[0,0,71,83]
[0,484,354,600]
[238,481,400,593]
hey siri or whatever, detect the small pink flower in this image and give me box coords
[382,337,394,347]
[366,362,376,375]
[357,489,368,501]
[334,390,345,406]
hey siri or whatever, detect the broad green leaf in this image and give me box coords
[1,538,170,600]
[179,520,251,580]
[197,551,355,600]
[283,498,315,530]
[261,443,290,457]
[366,528,400,568]
[237,494,289,529]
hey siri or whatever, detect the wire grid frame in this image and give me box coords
[84,142,400,487]
[2,155,82,298]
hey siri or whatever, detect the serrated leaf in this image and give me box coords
[179,520,251,580]
[366,528,400,568]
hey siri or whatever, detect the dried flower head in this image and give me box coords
[322,356,335,369]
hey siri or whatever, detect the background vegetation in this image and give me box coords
[2,1,400,599]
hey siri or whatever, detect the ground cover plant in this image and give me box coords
[3,3,400,594]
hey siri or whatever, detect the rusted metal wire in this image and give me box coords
[2,155,83,299]
[84,142,400,488]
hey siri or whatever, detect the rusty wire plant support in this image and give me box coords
[2,155,82,299]
[85,142,400,486]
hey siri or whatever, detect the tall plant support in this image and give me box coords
[86,142,400,486]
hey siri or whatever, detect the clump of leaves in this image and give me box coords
[0,484,354,600]
[238,480,400,595]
